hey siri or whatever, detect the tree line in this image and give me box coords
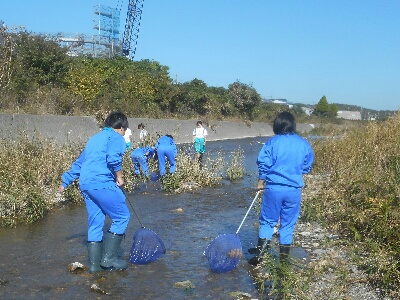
[0,28,342,123]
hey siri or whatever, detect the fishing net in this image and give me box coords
[205,191,261,273]
[129,227,166,264]
[205,233,243,273]
[149,172,159,181]
[122,188,166,265]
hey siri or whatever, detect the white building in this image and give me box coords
[263,98,293,108]
[337,110,362,120]
[301,107,314,115]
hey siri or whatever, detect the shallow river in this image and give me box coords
[0,137,293,300]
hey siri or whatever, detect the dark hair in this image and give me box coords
[196,120,202,126]
[138,123,145,129]
[273,111,296,135]
[104,111,128,130]
[165,134,173,139]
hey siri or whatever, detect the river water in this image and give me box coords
[0,137,297,300]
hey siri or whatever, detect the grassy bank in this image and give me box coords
[303,113,400,297]
[249,115,399,299]
[0,135,244,227]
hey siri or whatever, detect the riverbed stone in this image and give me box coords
[174,280,195,289]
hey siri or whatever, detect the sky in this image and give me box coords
[1,0,399,111]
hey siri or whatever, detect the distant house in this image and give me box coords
[263,98,287,104]
[301,107,314,116]
[262,98,293,108]
[337,110,361,120]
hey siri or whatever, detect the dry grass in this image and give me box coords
[250,115,400,298]
[304,113,400,297]
[0,134,82,227]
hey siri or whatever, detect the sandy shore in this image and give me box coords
[0,113,314,144]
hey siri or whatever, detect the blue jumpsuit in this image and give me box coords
[257,133,314,245]
[130,146,155,176]
[155,135,177,176]
[61,127,130,242]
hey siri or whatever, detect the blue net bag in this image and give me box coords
[149,172,159,181]
[129,228,166,265]
[204,191,261,273]
[205,233,243,273]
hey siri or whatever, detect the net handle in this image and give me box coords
[235,190,261,235]
[121,188,145,228]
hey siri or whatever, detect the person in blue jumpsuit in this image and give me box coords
[248,111,314,266]
[155,134,177,176]
[58,111,131,273]
[130,146,155,177]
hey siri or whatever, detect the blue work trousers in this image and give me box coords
[157,145,177,176]
[82,185,130,242]
[259,187,302,244]
[132,154,150,176]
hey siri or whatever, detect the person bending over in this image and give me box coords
[131,146,156,177]
[155,134,177,176]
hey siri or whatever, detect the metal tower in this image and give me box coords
[57,5,122,58]
[122,0,144,60]
[93,5,121,57]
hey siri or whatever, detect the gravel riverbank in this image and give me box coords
[285,175,394,300]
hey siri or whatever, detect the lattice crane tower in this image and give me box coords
[122,0,144,60]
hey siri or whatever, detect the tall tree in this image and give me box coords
[2,30,69,101]
[314,95,330,117]
[175,79,210,116]
[228,81,261,120]
[329,103,338,117]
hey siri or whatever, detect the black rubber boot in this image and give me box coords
[87,241,103,273]
[248,238,267,254]
[196,153,203,169]
[248,239,270,266]
[100,231,128,270]
[279,244,291,264]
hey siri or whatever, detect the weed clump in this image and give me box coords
[0,135,82,227]
[226,146,245,181]
[134,144,245,193]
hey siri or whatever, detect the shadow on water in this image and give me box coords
[0,137,309,299]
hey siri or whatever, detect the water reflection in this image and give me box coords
[0,137,307,299]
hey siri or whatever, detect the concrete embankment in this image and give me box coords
[0,113,314,144]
